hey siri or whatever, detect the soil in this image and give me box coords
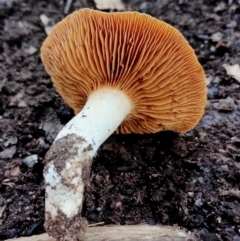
[0,0,240,240]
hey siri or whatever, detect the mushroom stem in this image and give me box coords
[43,87,132,240]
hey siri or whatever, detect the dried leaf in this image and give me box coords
[2,182,15,187]
[221,189,240,198]
[0,206,6,218]
[10,166,20,176]
[222,63,240,82]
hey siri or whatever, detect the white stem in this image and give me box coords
[55,87,132,152]
[44,88,132,237]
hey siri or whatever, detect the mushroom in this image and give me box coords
[41,8,207,241]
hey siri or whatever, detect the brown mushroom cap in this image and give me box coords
[41,8,207,134]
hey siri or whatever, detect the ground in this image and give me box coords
[0,0,240,240]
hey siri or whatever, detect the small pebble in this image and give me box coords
[206,75,214,85]
[220,165,229,172]
[212,76,221,84]
[40,116,63,143]
[25,223,40,236]
[208,86,219,99]
[22,154,38,167]
[195,198,203,207]
[214,2,226,12]
[233,236,240,241]
[0,0,15,8]
[10,166,20,176]
[26,85,38,96]
[217,217,221,223]
[188,192,194,197]
[8,92,24,107]
[200,166,211,173]
[200,228,218,241]
[4,136,18,147]
[18,100,27,107]
[213,97,235,112]
[225,227,235,234]
[147,218,156,225]
[126,189,133,195]
[117,166,133,172]
[39,14,55,35]
[0,146,16,159]
[226,20,237,28]
[96,207,102,212]
[197,177,204,184]
[196,34,209,40]
[24,45,37,55]
[231,136,240,144]
[210,46,216,52]
[211,32,223,42]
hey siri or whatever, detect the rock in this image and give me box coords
[0,146,16,159]
[22,154,38,167]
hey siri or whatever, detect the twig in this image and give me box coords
[6,224,196,241]
[64,0,73,14]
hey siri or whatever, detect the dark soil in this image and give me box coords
[0,0,240,240]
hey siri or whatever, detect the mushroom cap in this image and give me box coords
[41,8,207,134]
